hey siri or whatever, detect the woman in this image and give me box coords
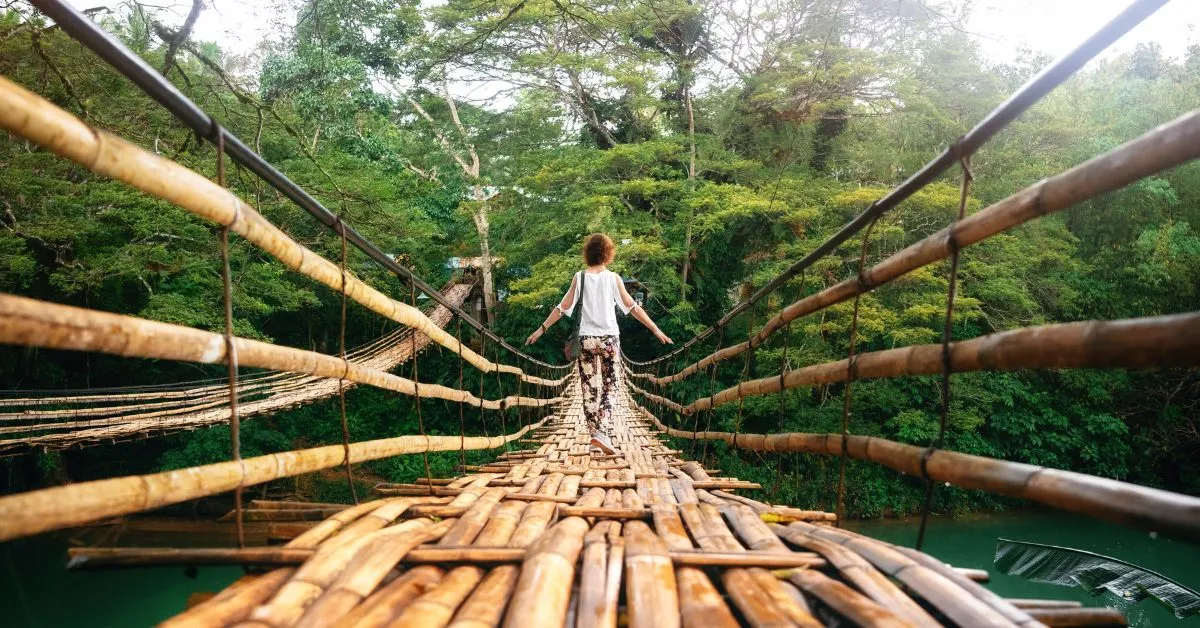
[525,234,673,454]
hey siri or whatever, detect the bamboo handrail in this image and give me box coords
[675,312,1200,413]
[646,108,1200,386]
[0,280,464,413]
[0,294,560,413]
[0,76,562,387]
[0,414,553,542]
[639,407,1200,542]
[0,284,482,452]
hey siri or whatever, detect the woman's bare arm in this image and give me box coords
[525,275,578,345]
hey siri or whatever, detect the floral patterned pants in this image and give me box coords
[578,335,619,433]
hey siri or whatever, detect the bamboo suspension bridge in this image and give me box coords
[1,0,1199,626]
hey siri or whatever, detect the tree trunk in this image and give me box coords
[681,221,692,302]
[472,186,497,327]
[680,85,697,304]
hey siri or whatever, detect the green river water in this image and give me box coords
[1,510,1197,627]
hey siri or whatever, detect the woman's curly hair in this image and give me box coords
[583,233,616,266]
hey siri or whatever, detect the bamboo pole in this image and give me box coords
[577,521,618,628]
[294,519,453,627]
[387,565,485,628]
[683,312,1200,413]
[156,497,399,627]
[647,108,1200,386]
[747,568,821,628]
[0,75,565,387]
[623,520,680,628]
[721,568,795,627]
[159,568,296,628]
[776,521,1014,627]
[472,500,527,545]
[447,565,521,628]
[241,518,435,627]
[0,284,478,451]
[1025,608,1127,627]
[675,567,738,628]
[330,566,443,628]
[437,488,506,546]
[1009,600,1084,610]
[786,569,917,628]
[641,408,1200,542]
[0,415,550,542]
[67,546,313,570]
[502,516,590,627]
[62,545,829,570]
[0,294,560,413]
[507,501,558,548]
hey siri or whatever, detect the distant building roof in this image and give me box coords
[445,256,504,270]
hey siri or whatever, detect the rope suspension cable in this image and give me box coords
[515,357,525,430]
[731,307,756,451]
[408,279,433,496]
[699,326,726,466]
[680,344,697,457]
[335,212,358,505]
[214,129,245,549]
[456,317,467,469]
[478,333,491,442]
[916,149,974,550]
[836,214,880,528]
[769,320,793,496]
[495,343,509,454]
[654,361,663,431]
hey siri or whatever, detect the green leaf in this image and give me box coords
[994,538,1200,618]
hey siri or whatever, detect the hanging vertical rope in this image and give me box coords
[495,344,509,453]
[699,326,726,466]
[516,358,526,429]
[654,362,664,429]
[408,279,433,494]
[478,333,491,440]
[456,317,467,468]
[916,149,974,550]
[214,130,245,548]
[731,313,756,448]
[770,320,793,495]
[836,214,880,528]
[335,215,358,504]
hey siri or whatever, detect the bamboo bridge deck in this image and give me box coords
[83,374,1118,628]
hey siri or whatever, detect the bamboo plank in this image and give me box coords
[502,516,589,627]
[623,520,679,628]
[331,566,443,628]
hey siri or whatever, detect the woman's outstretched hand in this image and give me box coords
[525,328,543,346]
[655,330,674,344]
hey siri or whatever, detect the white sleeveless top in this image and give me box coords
[561,270,631,337]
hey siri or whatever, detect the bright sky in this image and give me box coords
[67,0,1199,70]
[968,0,1196,61]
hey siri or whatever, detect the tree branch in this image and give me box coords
[159,0,204,76]
[29,30,90,120]
[440,78,480,177]
[406,94,475,177]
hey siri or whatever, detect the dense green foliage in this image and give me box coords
[0,0,1196,516]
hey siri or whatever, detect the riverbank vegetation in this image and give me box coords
[0,0,1197,518]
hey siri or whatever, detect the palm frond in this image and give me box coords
[994,538,1200,619]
